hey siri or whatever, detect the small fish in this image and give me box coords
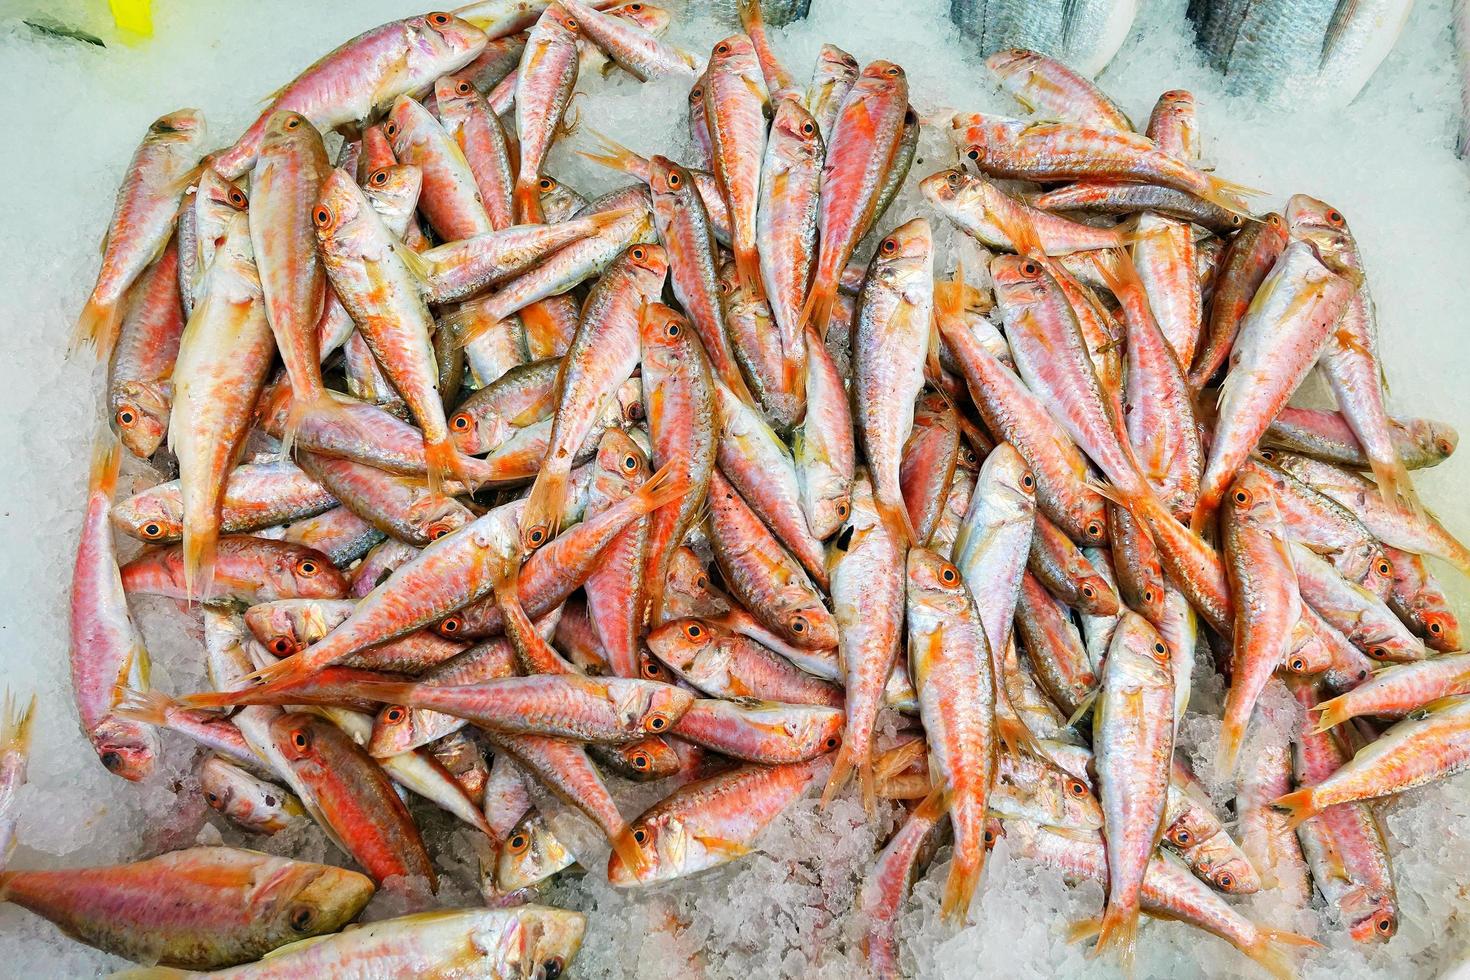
[758,97,824,396]
[76,109,206,359]
[703,33,770,293]
[497,812,577,891]
[859,792,944,977]
[113,460,336,543]
[561,0,700,79]
[434,73,516,230]
[923,168,1130,255]
[109,242,185,459]
[673,698,843,764]
[1314,654,1470,729]
[1264,406,1458,472]
[647,617,842,706]
[199,756,304,835]
[121,537,346,606]
[1382,545,1462,651]
[0,691,35,866]
[985,47,1132,130]
[805,44,859,141]
[1189,212,1288,389]
[1290,542,1425,663]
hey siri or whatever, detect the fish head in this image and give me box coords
[259,111,321,155]
[1343,887,1398,943]
[617,735,682,780]
[627,678,694,736]
[538,175,586,222]
[243,601,307,657]
[663,547,727,615]
[1284,194,1355,270]
[956,112,1022,169]
[871,217,932,278]
[110,476,183,542]
[92,718,160,781]
[271,711,330,765]
[414,12,489,67]
[637,647,678,684]
[1222,467,1283,530]
[770,97,821,150]
[815,43,858,78]
[450,404,509,455]
[608,813,679,885]
[860,59,905,86]
[645,617,721,677]
[622,241,669,297]
[498,813,575,890]
[146,107,206,146]
[906,547,972,615]
[1423,419,1460,461]
[980,441,1037,508]
[1358,625,1425,664]
[918,167,978,213]
[989,252,1055,308]
[1192,845,1261,895]
[252,859,376,942]
[1422,608,1462,651]
[646,155,696,203]
[593,428,650,504]
[983,47,1041,80]
[495,905,588,979]
[384,96,431,155]
[368,702,424,756]
[708,33,761,77]
[408,497,472,544]
[637,300,692,369]
[1107,610,1174,681]
[362,163,423,222]
[433,73,481,121]
[273,545,349,599]
[312,169,378,257]
[779,598,838,648]
[197,165,248,216]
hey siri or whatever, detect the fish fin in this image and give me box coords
[912,784,948,823]
[0,691,35,760]
[575,128,648,176]
[443,301,502,349]
[632,458,693,515]
[1064,915,1103,945]
[519,465,571,552]
[1311,694,1353,733]
[1270,788,1319,830]
[1188,489,1219,536]
[514,180,544,225]
[1092,901,1139,972]
[1087,247,1140,303]
[1367,452,1422,520]
[395,237,434,290]
[278,388,346,461]
[1198,173,1263,216]
[939,824,985,923]
[876,496,917,549]
[72,294,124,361]
[820,738,874,814]
[694,832,752,860]
[89,436,122,498]
[1215,714,1245,779]
[181,520,219,606]
[111,687,174,727]
[177,688,244,711]
[423,436,467,494]
[610,825,653,878]
[993,697,1041,756]
[1247,927,1322,980]
[734,244,763,296]
[798,280,836,343]
[1064,687,1098,728]
[1036,822,1100,843]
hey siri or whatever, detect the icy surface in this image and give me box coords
[3,0,1470,976]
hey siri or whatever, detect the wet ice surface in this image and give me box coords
[3,0,1470,976]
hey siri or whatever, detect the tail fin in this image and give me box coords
[940,836,985,924]
[181,521,219,606]
[519,464,571,551]
[513,180,543,225]
[1198,172,1262,216]
[798,278,837,342]
[629,458,692,516]
[0,691,35,762]
[279,388,349,460]
[876,495,917,549]
[1310,694,1354,733]
[1244,927,1322,980]
[1215,714,1245,779]
[72,294,123,362]
[1271,788,1319,830]
[993,699,1040,756]
[1368,453,1422,520]
[1189,488,1220,537]
[1092,901,1139,973]
[423,435,466,494]
[734,244,763,296]
[575,129,650,178]
[1088,247,1141,303]
[819,738,875,815]
[90,436,122,499]
[112,688,175,727]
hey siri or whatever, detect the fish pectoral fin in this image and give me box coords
[694,833,752,859]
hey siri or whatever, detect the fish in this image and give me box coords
[1287,193,1417,514]
[271,712,436,892]
[805,44,859,141]
[434,72,516,230]
[923,169,1131,255]
[109,242,185,459]
[906,548,994,921]
[76,109,206,359]
[1264,406,1458,472]
[1192,241,1354,532]
[199,756,305,835]
[561,0,700,79]
[113,460,336,543]
[1132,89,1201,368]
[822,475,904,811]
[1314,654,1470,730]
[121,537,346,606]
[1189,212,1288,389]
[1218,468,1301,775]
[1237,714,1312,903]
[674,698,843,764]
[646,617,842,706]
[1092,611,1176,968]
[212,13,486,178]
[1028,180,1245,233]
[1029,511,1120,617]
[703,33,770,293]
[852,218,934,543]
[609,754,833,885]
[985,47,1132,129]
[582,430,654,679]
[1382,545,1462,651]
[1290,542,1425,663]
[296,451,474,547]
[177,168,246,320]
[794,322,855,538]
[0,847,373,969]
[758,97,824,395]
[512,5,581,223]
[859,793,945,977]
[1290,681,1399,943]
[69,440,160,780]
[803,60,908,335]
[497,812,577,891]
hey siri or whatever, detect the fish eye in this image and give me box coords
[939,563,960,586]
[1232,488,1252,506]
[880,237,898,254]
[1377,560,1391,576]
[295,558,320,577]
[631,751,651,770]
[664,319,682,338]
[228,188,247,207]
[205,791,219,804]
[268,637,293,655]
[384,121,399,138]
[439,615,463,635]
[631,246,647,260]
[1431,621,1444,634]
[527,525,549,546]
[642,660,661,678]
[667,171,682,188]
[1086,521,1102,539]
[141,522,164,539]
[690,87,703,100]
[982,828,995,844]
[451,413,472,430]
[1259,449,1275,460]
[370,169,389,187]
[824,736,839,750]
[966,148,980,161]
[946,171,963,187]
[543,957,565,980]
[1267,213,1284,227]
[312,205,333,228]
[626,400,645,422]
[1144,589,1155,603]
[428,12,451,26]
[508,832,529,852]
[1170,827,1191,845]
[683,622,704,640]
[426,521,454,541]
[288,906,315,932]
[621,453,640,474]
[385,706,406,723]
[1153,641,1167,656]
[564,17,579,30]
[1215,871,1234,890]
[1021,260,1040,277]
[1021,474,1035,490]
[789,614,808,634]
[1376,912,1395,935]
[456,81,472,95]
[835,501,850,519]
[116,408,137,426]
[1230,213,1245,227]
[633,827,649,844]
[1081,584,1095,598]
[1370,646,1389,659]
[1326,209,1345,226]
[630,2,642,8]
[884,65,901,77]
[101,751,123,772]
[538,177,554,190]
[290,729,310,750]
[694,573,709,590]
[715,42,730,55]
[645,712,670,732]
[1289,657,1307,673]
[285,116,301,131]
[717,279,732,294]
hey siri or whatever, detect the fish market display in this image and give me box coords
[19,3,1470,978]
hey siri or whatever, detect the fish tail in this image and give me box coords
[423,436,461,494]
[446,302,500,348]
[993,700,1040,756]
[1215,715,1244,779]
[819,738,864,811]
[0,691,35,759]
[1092,902,1139,972]
[736,0,766,33]
[939,843,985,924]
[237,655,307,689]
[181,521,219,606]
[734,244,763,296]
[89,436,122,499]
[798,278,836,341]
[575,128,648,176]
[1088,247,1140,299]
[278,388,340,460]
[632,458,692,516]
[111,687,174,727]
[1189,488,1219,536]
[1368,452,1423,520]
[1196,172,1261,216]
[876,495,917,549]
[1271,788,1320,830]
[610,825,652,879]
[176,688,244,711]
[513,181,543,225]
[520,465,570,550]
[1246,927,1322,980]
[72,293,123,361]
[1311,695,1353,733]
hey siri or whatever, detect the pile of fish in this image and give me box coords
[10,0,1469,975]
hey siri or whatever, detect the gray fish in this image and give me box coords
[949,0,1139,75]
